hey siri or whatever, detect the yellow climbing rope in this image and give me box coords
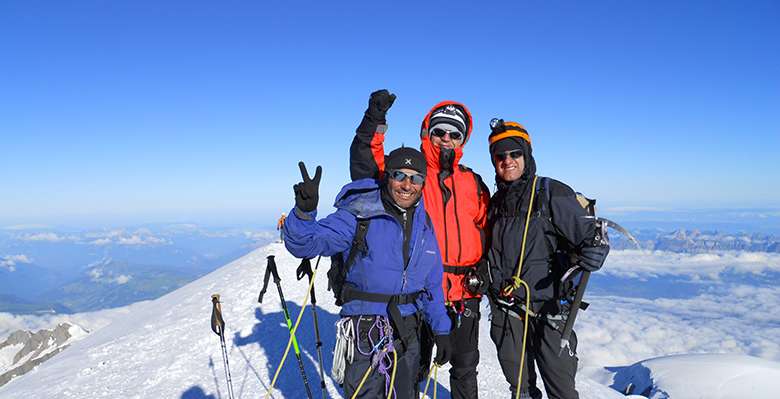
[263,259,319,399]
[421,363,439,399]
[350,345,398,399]
[497,175,538,399]
[502,175,538,298]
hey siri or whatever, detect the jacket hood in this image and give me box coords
[333,178,386,219]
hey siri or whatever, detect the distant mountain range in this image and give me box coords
[0,224,275,314]
[610,229,780,253]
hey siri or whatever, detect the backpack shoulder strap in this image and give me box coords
[459,164,489,199]
[535,176,552,217]
[344,218,370,269]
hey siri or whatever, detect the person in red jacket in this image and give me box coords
[350,90,490,399]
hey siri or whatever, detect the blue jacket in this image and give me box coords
[284,178,451,335]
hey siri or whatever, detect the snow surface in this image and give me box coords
[610,354,780,399]
[0,243,778,398]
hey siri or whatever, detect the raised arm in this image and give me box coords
[349,89,395,180]
[283,161,355,259]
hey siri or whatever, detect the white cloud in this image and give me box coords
[0,254,32,271]
[18,232,68,242]
[1,224,51,231]
[86,232,170,246]
[88,268,104,281]
[117,234,169,245]
[578,284,780,384]
[602,250,780,280]
[87,268,132,285]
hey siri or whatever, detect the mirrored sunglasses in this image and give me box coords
[494,150,523,161]
[430,128,464,141]
[389,170,425,185]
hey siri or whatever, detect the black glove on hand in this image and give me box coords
[365,89,396,124]
[476,259,491,294]
[579,245,610,272]
[433,334,452,366]
[293,161,322,213]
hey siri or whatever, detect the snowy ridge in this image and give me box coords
[0,243,777,398]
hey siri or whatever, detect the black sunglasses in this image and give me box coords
[389,170,425,185]
[494,150,523,161]
[430,128,464,141]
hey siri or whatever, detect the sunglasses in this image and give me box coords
[389,170,425,185]
[494,150,523,161]
[430,128,464,141]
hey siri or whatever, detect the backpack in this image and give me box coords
[327,219,370,306]
[537,177,597,310]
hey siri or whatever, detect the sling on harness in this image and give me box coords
[259,255,314,399]
[210,294,235,399]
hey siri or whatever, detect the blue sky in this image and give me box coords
[1,0,778,226]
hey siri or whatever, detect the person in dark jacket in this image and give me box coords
[485,119,610,399]
[350,90,489,399]
[284,146,453,399]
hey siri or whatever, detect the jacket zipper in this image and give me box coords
[451,174,463,263]
[401,210,409,292]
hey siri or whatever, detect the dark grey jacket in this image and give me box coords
[487,173,601,314]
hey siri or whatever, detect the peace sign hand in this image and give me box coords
[293,161,322,213]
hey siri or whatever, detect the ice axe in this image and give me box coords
[558,217,639,357]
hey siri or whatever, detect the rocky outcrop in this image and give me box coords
[0,322,88,386]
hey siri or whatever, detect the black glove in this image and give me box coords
[433,334,452,366]
[476,259,491,294]
[579,245,609,272]
[365,89,396,124]
[293,161,322,213]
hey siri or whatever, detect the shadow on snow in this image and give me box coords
[183,302,450,398]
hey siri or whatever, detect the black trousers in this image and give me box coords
[488,299,579,399]
[418,298,481,399]
[343,315,421,399]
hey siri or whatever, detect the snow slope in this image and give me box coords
[610,354,780,399]
[1,243,778,398]
[0,243,623,398]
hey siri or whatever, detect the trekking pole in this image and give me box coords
[210,294,236,399]
[259,255,314,399]
[296,257,327,399]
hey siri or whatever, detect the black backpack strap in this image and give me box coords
[459,164,489,199]
[345,218,370,269]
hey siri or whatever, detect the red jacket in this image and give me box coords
[350,101,490,302]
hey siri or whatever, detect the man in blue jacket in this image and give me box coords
[284,146,452,399]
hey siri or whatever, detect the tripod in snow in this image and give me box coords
[296,257,326,399]
[210,294,236,399]
[259,255,314,399]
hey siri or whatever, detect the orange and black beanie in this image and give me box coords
[488,119,532,157]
